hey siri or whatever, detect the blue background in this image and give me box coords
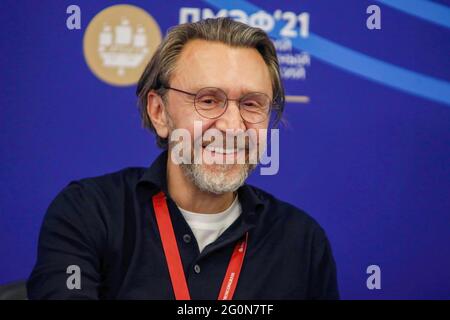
[1,0,449,299]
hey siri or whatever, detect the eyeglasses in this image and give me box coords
[162,86,273,124]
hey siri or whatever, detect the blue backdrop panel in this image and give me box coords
[1,0,449,299]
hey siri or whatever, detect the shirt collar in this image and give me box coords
[136,150,169,198]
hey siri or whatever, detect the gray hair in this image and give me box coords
[136,17,285,149]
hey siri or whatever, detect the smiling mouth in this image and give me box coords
[203,144,241,155]
[201,136,248,155]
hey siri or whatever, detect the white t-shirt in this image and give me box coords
[178,196,242,253]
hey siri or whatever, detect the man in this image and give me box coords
[28,18,339,299]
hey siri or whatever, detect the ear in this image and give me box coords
[146,90,169,139]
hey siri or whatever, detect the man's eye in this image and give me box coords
[199,97,218,105]
[242,101,259,108]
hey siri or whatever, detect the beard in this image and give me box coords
[165,110,263,194]
[180,161,256,195]
[169,130,259,194]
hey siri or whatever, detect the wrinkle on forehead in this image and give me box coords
[170,39,273,99]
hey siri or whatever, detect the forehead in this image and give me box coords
[171,39,273,96]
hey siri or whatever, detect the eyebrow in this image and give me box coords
[189,85,269,97]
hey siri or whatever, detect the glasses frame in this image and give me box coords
[162,85,274,124]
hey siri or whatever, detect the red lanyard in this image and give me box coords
[152,191,248,300]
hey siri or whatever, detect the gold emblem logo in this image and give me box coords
[83,5,162,86]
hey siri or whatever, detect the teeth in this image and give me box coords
[204,145,237,154]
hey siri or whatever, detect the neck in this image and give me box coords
[166,157,235,214]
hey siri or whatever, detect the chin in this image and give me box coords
[181,162,252,194]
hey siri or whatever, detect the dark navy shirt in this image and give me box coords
[27,151,339,299]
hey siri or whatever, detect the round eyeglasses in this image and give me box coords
[163,86,273,124]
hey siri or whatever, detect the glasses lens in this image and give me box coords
[195,87,226,118]
[239,93,271,123]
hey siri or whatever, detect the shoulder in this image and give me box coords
[54,167,146,203]
[41,167,147,245]
[245,184,329,242]
[45,167,146,225]
[68,167,146,194]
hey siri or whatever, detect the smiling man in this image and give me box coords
[27,18,339,300]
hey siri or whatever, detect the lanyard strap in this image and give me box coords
[152,191,248,300]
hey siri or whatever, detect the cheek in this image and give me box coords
[167,103,199,132]
[247,123,269,145]
[173,116,215,143]
[194,119,217,142]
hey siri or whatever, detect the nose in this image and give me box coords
[214,99,246,133]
